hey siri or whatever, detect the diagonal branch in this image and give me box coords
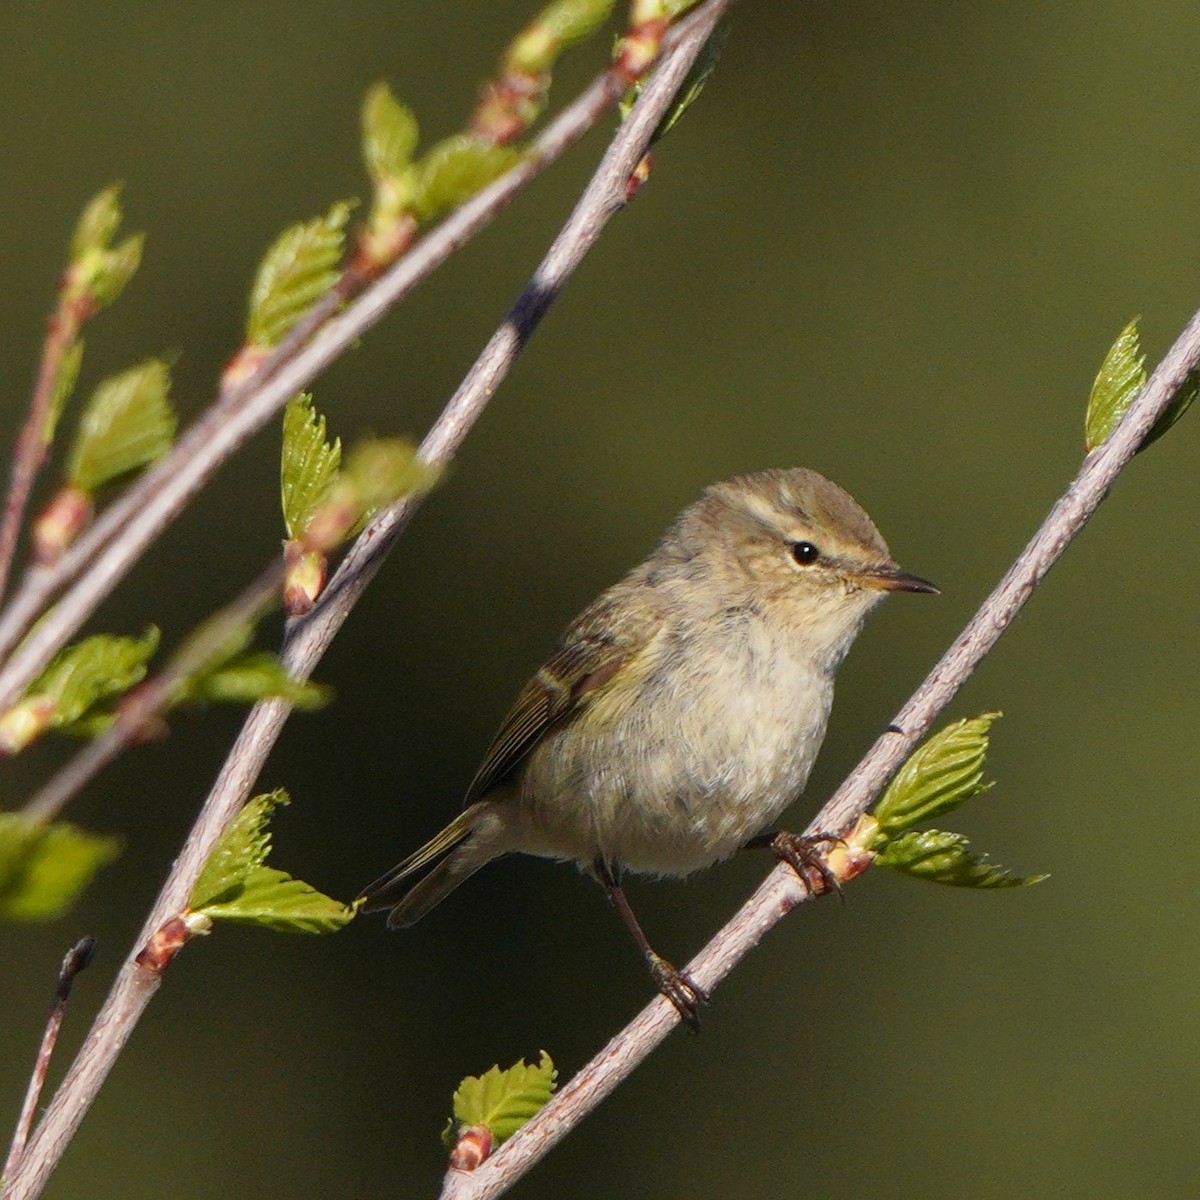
[436,305,1200,1200]
[0,7,733,1199]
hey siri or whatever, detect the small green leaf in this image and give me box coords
[1084,318,1198,453]
[876,829,1046,889]
[191,789,282,908]
[190,790,352,934]
[0,813,122,921]
[31,627,160,730]
[65,185,144,310]
[872,714,1000,841]
[187,651,331,711]
[450,1052,558,1146]
[246,201,353,348]
[362,82,420,186]
[1085,318,1146,452]
[1144,369,1200,451]
[281,393,342,540]
[71,184,124,258]
[89,233,144,310]
[655,22,726,141]
[412,136,520,221]
[340,439,437,532]
[44,338,85,446]
[538,0,615,46]
[196,867,352,933]
[67,358,176,493]
[508,0,616,73]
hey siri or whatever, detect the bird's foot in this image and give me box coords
[767,830,845,899]
[647,953,708,1031]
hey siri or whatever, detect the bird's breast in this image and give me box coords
[515,616,836,876]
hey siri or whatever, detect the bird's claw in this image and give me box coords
[770,830,845,899]
[648,953,708,1031]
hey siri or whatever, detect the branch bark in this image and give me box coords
[0,6,733,1197]
[436,306,1200,1200]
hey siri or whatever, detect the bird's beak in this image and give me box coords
[859,563,940,594]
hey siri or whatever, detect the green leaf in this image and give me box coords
[67,358,176,493]
[508,0,616,73]
[44,338,84,446]
[654,21,727,142]
[281,393,342,539]
[65,185,144,310]
[412,136,520,221]
[71,184,123,258]
[871,714,1000,841]
[32,627,160,729]
[876,828,1046,890]
[340,439,437,532]
[362,82,420,185]
[195,867,352,933]
[191,789,282,907]
[450,1052,558,1146]
[187,651,331,711]
[1084,318,1198,453]
[1085,318,1146,452]
[0,813,121,921]
[88,233,144,310]
[246,201,353,348]
[190,790,352,934]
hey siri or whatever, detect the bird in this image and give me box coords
[359,468,936,1025]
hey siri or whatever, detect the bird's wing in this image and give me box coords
[465,592,656,803]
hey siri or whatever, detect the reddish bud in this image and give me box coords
[470,70,549,145]
[135,911,209,973]
[626,153,653,200]
[351,212,418,281]
[613,18,668,85]
[0,696,58,755]
[283,541,328,615]
[448,1125,494,1172]
[32,484,93,567]
[221,343,271,393]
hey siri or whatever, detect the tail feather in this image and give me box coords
[358,802,497,927]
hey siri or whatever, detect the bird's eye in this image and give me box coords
[790,541,820,566]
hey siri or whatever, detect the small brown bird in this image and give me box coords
[359,469,936,1024]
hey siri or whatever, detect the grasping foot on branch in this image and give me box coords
[747,830,846,898]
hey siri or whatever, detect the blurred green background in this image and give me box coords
[2,2,1198,1197]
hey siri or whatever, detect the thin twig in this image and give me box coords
[19,560,285,826]
[436,305,1200,1200]
[1,938,96,1184]
[0,9,732,1199]
[0,301,85,602]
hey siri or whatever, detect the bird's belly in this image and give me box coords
[514,661,832,876]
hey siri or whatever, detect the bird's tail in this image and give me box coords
[357,802,500,928]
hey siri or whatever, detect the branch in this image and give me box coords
[437,305,1200,1200]
[0,297,89,600]
[0,7,733,1198]
[1,939,96,1184]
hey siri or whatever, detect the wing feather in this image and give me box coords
[465,587,658,802]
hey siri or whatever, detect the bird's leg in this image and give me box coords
[592,858,708,1030]
[745,831,845,898]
